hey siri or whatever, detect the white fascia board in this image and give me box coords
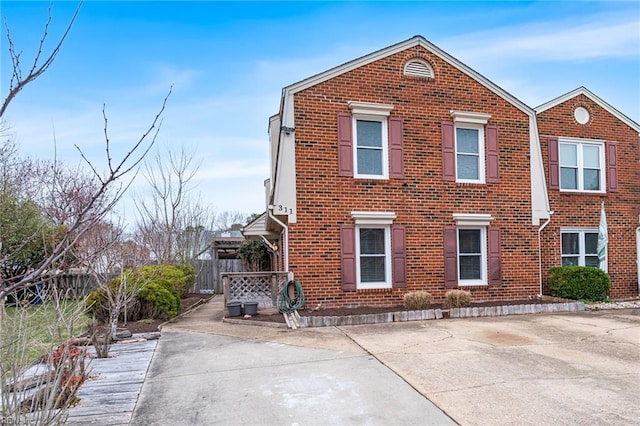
[272,129,297,223]
[535,87,640,133]
[269,87,297,224]
[529,117,551,226]
[268,114,281,186]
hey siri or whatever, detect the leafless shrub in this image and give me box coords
[445,289,472,308]
[403,291,432,310]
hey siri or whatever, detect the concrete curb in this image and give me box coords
[449,301,585,318]
[223,302,586,328]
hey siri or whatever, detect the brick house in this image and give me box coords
[249,36,638,307]
[536,87,640,299]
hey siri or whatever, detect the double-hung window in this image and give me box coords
[356,226,391,288]
[338,101,403,180]
[444,214,500,287]
[341,212,406,292]
[355,117,387,178]
[559,140,605,192]
[348,102,393,179]
[443,111,494,184]
[561,229,599,268]
[458,227,486,284]
[456,125,484,182]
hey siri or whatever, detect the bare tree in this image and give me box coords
[214,210,248,232]
[134,147,216,264]
[0,2,170,423]
[1,1,83,118]
[0,92,171,301]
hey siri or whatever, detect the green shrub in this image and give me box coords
[403,291,432,310]
[445,290,471,308]
[85,288,109,322]
[548,266,610,302]
[138,282,180,319]
[86,264,190,322]
[174,264,196,296]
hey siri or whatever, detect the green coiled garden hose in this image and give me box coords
[278,280,305,313]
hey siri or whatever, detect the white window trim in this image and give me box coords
[454,122,485,183]
[348,101,394,180]
[351,211,396,289]
[558,138,606,193]
[351,211,397,225]
[355,225,392,289]
[560,228,603,270]
[450,110,491,125]
[348,101,393,116]
[352,114,389,179]
[457,226,487,286]
[453,213,494,227]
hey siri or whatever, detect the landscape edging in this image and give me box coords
[222,302,586,328]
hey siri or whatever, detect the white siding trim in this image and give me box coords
[453,213,494,227]
[450,110,491,124]
[351,211,397,225]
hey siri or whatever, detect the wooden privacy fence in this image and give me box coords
[222,272,289,308]
[49,273,101,298]
[192,259,242,294]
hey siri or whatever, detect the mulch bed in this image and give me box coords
[112,295,571,330]
[100,293,211,334]
[236,298,556,324]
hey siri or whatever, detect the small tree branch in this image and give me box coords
[0,1,83,119]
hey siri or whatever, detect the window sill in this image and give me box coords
[558,190,606,195]
[355,286,393,292]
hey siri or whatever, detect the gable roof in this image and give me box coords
[271,35,551,226]
[535,86,640,133]
[283,35,533,116]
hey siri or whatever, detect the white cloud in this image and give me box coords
[443,15,639,64]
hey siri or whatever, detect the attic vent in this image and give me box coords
[403,59,434,79]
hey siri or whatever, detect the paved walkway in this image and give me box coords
[67,339,157,425]
[130,297,454,425]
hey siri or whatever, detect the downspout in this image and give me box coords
[538,212,554,296]
[267,208,289,277]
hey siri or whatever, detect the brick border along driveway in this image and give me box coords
[342,309,640,426]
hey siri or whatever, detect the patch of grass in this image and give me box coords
[2,299,90,369]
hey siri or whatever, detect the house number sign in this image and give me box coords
[274,204,294,214]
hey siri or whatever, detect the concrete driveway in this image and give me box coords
[131,298,639,425]
[345,309,640,425]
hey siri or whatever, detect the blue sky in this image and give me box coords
[1,1,639,228]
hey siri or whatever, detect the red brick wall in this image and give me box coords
[287,45,541,307]
[537,94,640,299]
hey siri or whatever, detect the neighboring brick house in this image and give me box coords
[250,35,638,307]
[536,87,640,299]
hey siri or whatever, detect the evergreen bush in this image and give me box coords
[548,266,610,302]
[86,264,193,321]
